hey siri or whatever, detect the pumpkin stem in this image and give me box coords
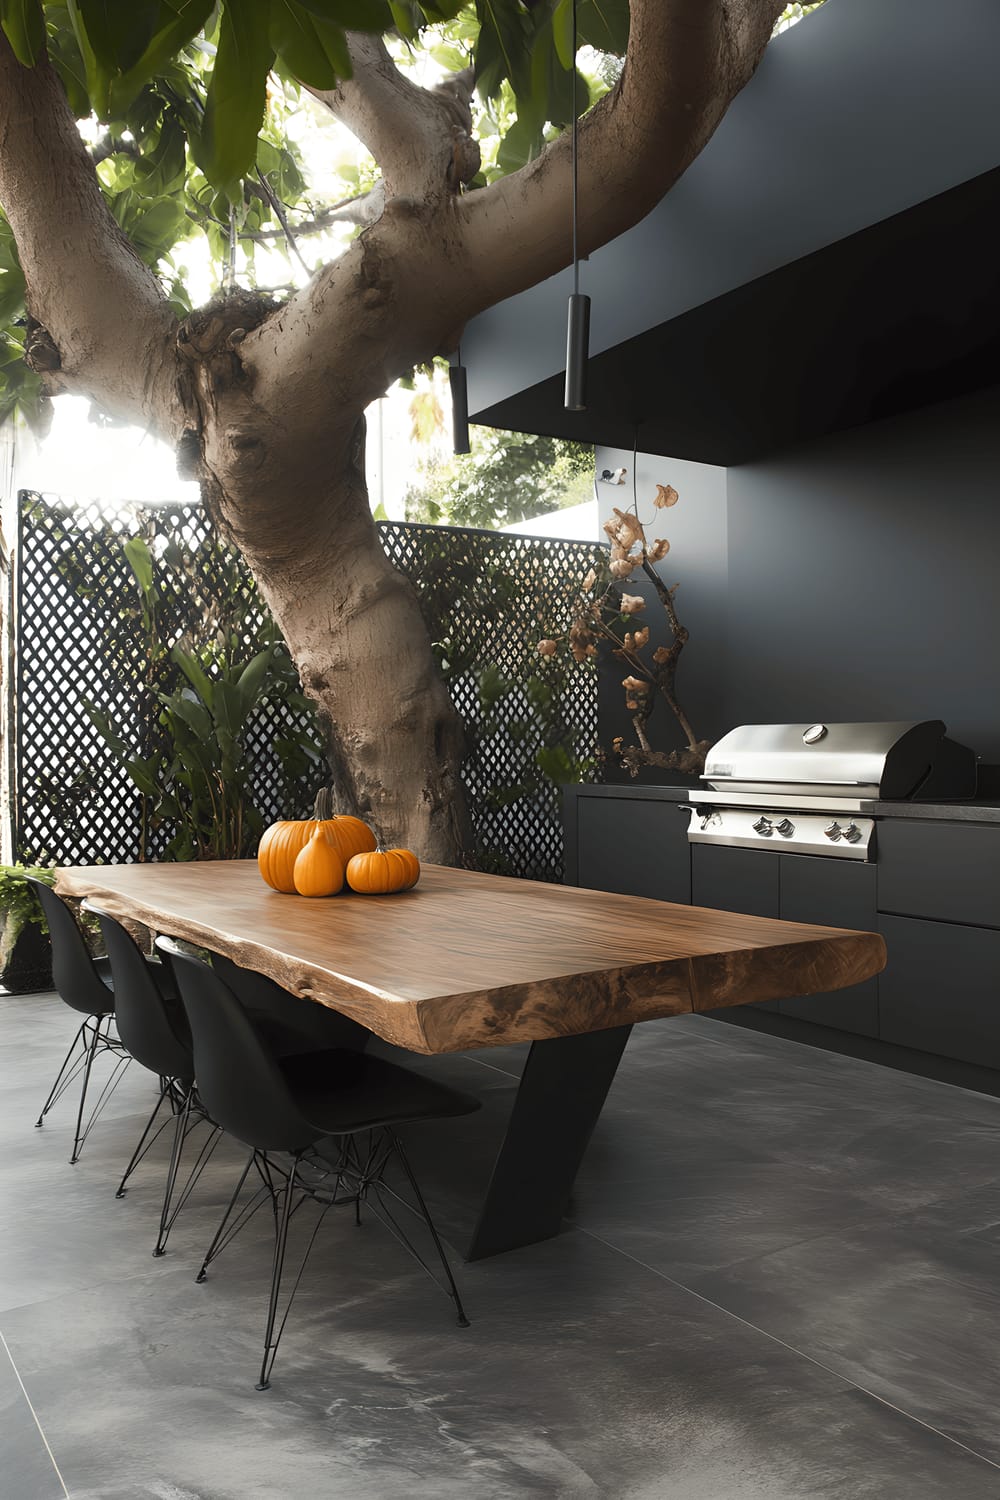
[313,786,334,821]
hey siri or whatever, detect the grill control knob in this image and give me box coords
[753,816,774,837]
[824,821,843,840]
[776,818,795,837]
[843,822,863,844]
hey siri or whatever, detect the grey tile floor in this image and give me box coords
[3,991,1000,1499]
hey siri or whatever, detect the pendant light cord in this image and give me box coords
[571,0,580,297]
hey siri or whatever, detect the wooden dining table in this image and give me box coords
[56,860,886,1260]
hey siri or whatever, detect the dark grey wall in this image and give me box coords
[724,386,1000,761]
[465,0,1000,418]
[597,384,1000,766]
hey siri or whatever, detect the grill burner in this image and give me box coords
[687,721,977,861]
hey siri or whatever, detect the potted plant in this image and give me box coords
[0,864,55,993]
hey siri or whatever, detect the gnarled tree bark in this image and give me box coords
[0,1,785,861]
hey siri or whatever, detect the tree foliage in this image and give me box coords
[0,0,637,426]
[405,425,593,529]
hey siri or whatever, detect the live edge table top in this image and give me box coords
[56,861,886,1056]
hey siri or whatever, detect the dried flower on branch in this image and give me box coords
[534,479,711,780]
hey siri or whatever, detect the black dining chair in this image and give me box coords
[28,877,132,1164]
[208,951,373,1058]
[88,907,222,1257]
[158,938,481,1391]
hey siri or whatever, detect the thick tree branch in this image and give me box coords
[307,34,479,201]
[0,33,183,434]
[456,0,786,314]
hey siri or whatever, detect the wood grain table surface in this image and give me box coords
[56,860,887,1056]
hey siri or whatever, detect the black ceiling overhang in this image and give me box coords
[468,166,1000,465]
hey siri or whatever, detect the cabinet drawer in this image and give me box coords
[878,913,1000,1067]
[691,846,780,1012]
[878,821,1000,927]
[779,856,879,1037]
[573,796,691,903]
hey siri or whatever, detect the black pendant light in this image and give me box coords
[564,0,590,411]
[450,347,471,454]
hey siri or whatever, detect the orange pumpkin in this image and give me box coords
[293,828,345,897]
[346,847,421,895]
[257,788,375,892]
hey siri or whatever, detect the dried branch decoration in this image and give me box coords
[536,482,711,778]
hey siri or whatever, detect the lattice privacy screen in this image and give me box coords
[14,494,601,881]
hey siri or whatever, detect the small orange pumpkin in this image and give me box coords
[293,828,345,897]
[258,788,375,892]
[346,847,421,895]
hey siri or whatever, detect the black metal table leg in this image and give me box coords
[464,1024,632,1261]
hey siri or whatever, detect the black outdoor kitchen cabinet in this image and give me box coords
[877,914,1000,1069]
[564,785,1000,1066]
[689,844,879,1035]
[566,785,692,905]
[875,819,1000,1065]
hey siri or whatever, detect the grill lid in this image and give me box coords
[702,720,954,799]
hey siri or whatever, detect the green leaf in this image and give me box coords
[299,0,390,24]
[0,0,46,66]
[551,0,573,71]
[171,646,215,707]
[0,264,26,327]
[577,0,629,55]
[479,663,509,712]
[496,112,543,175]
[235,645,277,709]
[123,536,155,596]
[76,0,161,75]
[198,0,274,195]
[270,0,351,90]
[475,0,529,102]
[535,742,579,786]
[123,757,160,798]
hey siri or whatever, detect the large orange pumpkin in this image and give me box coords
[257,789,375,892]
[345,847,421,895]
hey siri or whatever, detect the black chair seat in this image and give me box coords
[281,1049,480,1139]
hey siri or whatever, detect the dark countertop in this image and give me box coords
[873,799,1000,824]
[564,782,1000,825]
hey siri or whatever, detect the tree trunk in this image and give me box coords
[202,415,472,862]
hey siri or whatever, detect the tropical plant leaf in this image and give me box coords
[171,645,215,707]
[123,536,156,596]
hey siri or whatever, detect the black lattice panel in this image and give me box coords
[14,492,322,866]
[380,521,603,884]
[14,498,601,883]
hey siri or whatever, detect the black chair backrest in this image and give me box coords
[26,878,114,1018]
[90,909,193,1081]
[156,940,320,1153]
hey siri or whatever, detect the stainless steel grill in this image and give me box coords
[687,721,977,861]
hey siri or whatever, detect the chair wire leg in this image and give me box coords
[153,1097,223,1258]
[68,1017,131,1165]
[69,1018,106,1164]
[256,1154,333,1392]
[196,1150,262,1283]
[389,1131,470,1328]
[35,1019,88,1128]
[257,1155,298,1391]
[116,1077,174,1198]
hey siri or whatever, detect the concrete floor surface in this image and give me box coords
[3,991,1000,1499]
